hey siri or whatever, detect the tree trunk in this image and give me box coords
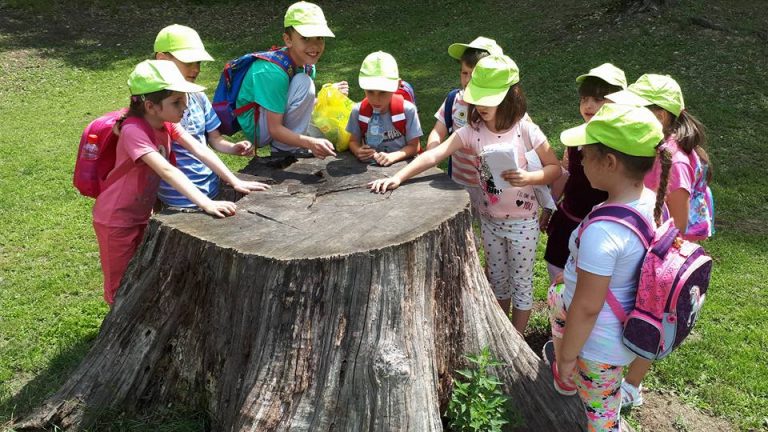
[17,153,586,431]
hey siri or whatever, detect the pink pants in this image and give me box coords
[93,222,146,305]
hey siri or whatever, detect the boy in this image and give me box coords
[346,51,423,166]
[236,1,339,159]
[154,24,266,209]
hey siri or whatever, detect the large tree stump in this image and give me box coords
[18,153,586,431]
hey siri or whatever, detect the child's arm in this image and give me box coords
[207,129,255,156]
[349,134,375,162]
[266,111,336,159]
[373,138,420,167]
[176,131,270,194]
[666,189,691,233]
[426,122,448,151]
[369,133,464,193]
[141,152,236,218]
[502,140,561,187]
[558,267,612,385]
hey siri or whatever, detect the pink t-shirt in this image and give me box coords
[456,119,547,220]
[93,120,182,227]
[644,137,694,195]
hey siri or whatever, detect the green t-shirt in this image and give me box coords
[236,60,290,144]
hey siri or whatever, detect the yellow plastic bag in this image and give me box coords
[311,83,354,152]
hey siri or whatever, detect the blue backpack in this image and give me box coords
[443,88,460,177]
[212,48,313,137]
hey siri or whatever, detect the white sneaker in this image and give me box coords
[620,379,644,409]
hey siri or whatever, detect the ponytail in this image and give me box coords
[672,110,713,183]
[654,147,673,226]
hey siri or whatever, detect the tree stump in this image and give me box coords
[17,153,586,431]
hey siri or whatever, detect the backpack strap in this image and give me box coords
[576,203,656,323]
[444,88,459,134]
[358,98,373,138]
[102,118,175,191]
[390,94,406,137]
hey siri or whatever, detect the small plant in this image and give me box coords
[447,346,511,432]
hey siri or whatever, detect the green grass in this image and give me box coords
[1,0,767,430]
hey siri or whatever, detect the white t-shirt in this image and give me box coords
[562,188,657,366]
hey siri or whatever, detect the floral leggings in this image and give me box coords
[548,283,624,432]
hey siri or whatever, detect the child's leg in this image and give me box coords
[507,217,539,332]
[271,74,317,153]
[93,222,147,305]
[624,357,652,388]
[480,216,512,315]
[547,281,568,360]
[574,358,624,432]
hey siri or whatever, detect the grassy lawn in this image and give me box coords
[1,0,766,430]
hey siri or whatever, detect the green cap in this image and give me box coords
[284,1,335,37]
[448,36,504,60]
[576,63,627,89]
[463,54,519,107]
[358,51,399,92]
[127,60,205,95]
[154,24,213,63]
[560,104,663,157]
[606,74,685,116]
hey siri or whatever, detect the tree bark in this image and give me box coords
[17,153,586,431]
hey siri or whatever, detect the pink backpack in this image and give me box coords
[578,204,713,360]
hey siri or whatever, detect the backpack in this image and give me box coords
[577,204,713,360]
[357,80,417,149]
[443,88,460,177]
[686,161,716,240]
[212,48,305,137]
[73,111,173,198]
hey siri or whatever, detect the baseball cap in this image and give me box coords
[606,74,685,116]
[153,24,213,63]
[560,104,663,157]
[448,36,504,60]
[284,1,335,38]
[358,51,399,92]
[576,63,627,89]
[128,60,206,95]
[463,54,520,107]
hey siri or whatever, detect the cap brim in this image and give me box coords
[463,83,508,107]
[166,81,206,93]
[170,48,214,63]
[560,123,599,147]
[447,43,469,60]
[576,73,625,88]
[605,90,651,107]
[293,24,335,37]
[359,76,399,92]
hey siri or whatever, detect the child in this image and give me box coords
[606,74,715,408]
[544,103,667,431]
[369,55,561,332]
[543,63,627,283]
[92,60,266,305]
[235,1,339,159]
[154,24,268,209]
[347,51,423,166]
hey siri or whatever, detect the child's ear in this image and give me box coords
[282,32,292,48]
[605,152,619,171]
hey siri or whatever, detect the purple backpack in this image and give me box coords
[578,204,713,360]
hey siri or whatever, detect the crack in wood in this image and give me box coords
[246,209,301,230]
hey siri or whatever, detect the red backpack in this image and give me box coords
[73,110,173,198]
[357,80,418,150]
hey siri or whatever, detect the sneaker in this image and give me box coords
[542,339,577,396]
[620,379,644,409]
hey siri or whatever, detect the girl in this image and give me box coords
[607,74,714,408]
[93,60,269,305]
[369,54,561,333]
[545,103,668,431]
[543,63,627,282]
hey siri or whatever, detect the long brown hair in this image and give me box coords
[656,107,713,183]
[468,83,527,131]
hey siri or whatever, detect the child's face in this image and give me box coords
[283,31,326,65]
[364,90,394,112]
[580,145,612,190]
[156,53,201,83]
[460,61,473,89]
[579,95,608,122]
[474,105,498,125]
[151,91,188,123]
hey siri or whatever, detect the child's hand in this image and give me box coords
[332,81,349,96]
[355,145,375,162]
[539,208,553,232]
[307,137,337,159]
[232,179,271,194]
[502,169,533,187]
[373,151,398,167]
[201,200,237,218]
[368,177,401,193]
[232,140,255,156]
